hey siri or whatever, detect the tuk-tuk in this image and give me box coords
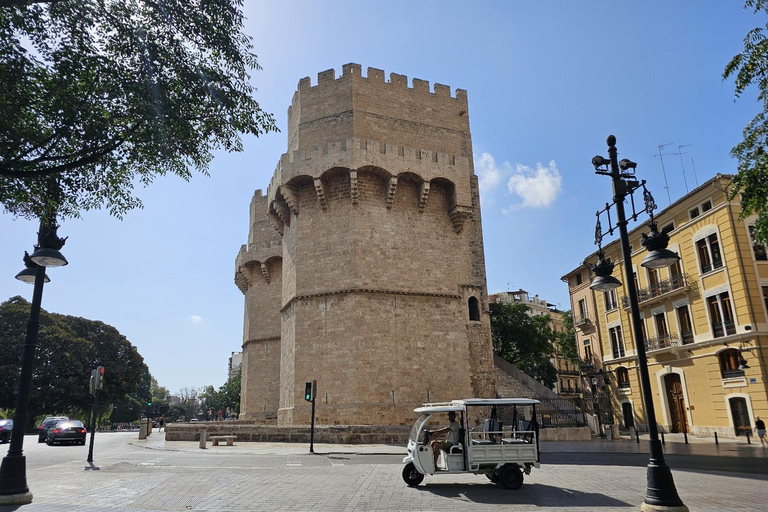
[402,398,541,489]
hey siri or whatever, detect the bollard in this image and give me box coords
[714,432,719,445]
[746,431,751,444]
[684,431,688,444]
[661,431,665,445]
[199,429,207,449]
[635,428,640,444]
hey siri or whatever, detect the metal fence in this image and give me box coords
[535,397,588,428]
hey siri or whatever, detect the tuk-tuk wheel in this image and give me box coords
[498,464,524,490]
[402,462,425,487]
[485,472,499,483]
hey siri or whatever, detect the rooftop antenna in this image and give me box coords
[652,142,675,204]
[674,144,691,193]
[690,156,699,187]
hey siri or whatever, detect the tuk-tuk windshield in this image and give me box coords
[409,413,430,441]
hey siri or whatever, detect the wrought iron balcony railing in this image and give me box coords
[644,333,680,352]
[575,315,590,326]
[618,381,631,389]
[721,368,745,379]
[680,330,694,345]
[621,273,691,309]
[713,321,737,338]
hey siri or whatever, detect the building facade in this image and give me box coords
[235,64,497,427]
[228,351,243,380]
[565,174,768,437]
[488,290,578,398]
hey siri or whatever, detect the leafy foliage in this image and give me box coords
[200,370,240,418]
[556,310,579,364]
[0,0,277,220]
[723,0,768,244]
[490,302,558,388]
[0,296,145,428]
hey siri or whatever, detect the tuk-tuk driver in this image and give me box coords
[427,411,460,468]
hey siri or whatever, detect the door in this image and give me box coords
[664,374,688,433]
[729,397,751,436]
[621,402,634,429]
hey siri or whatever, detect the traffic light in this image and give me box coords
[148,401,152,406]
[97,366,105,390]
[89,371,96,394]
[304,382,312,401]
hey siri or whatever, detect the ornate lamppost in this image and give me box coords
[589,135,688,512]
[0,220,68,505]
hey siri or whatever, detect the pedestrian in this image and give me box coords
[756,416,766,448]
[159,417,164,432]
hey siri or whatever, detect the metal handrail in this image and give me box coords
[644,333,680,352]
[713,321,736,338]
[621,273,691,308]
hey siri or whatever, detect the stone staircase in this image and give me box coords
[493,354,564,401]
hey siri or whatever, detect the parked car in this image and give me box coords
[46,420,86,446]
[0,419,13,443]
[38,416,69,443]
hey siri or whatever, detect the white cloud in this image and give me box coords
[505,160,562,211]
[189,315,203,324]
[475,152,511,196]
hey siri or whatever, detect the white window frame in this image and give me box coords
[609,325,625,359]
[693,227,724,274]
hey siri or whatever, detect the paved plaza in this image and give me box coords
[1,432,766,511]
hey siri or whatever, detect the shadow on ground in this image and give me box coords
[417,482,633,507]
[544,452,768,479]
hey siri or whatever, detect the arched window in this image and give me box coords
[719,349,745,379]
[468,297,480,321]
[616,367,630,389]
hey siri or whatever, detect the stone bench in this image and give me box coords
[210,435,237,446]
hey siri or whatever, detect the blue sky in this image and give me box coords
[0,1,763,394]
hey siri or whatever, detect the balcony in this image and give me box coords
[618,381,631,390]
[558,369,580,376]
[680,330,694,345]
[622,273,692,309]
[721,368,746,380]
[644,333,680,353]
[713,321,737,338]
[575,315,591,327]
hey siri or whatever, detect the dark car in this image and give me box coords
[46,420,86,446]
[0,419,12,443]
[38,416,69,443]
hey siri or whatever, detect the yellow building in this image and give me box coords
[566,174,768,438]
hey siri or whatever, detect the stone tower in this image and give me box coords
[235,64,496,426]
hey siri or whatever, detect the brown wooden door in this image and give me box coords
[664,374,687,433]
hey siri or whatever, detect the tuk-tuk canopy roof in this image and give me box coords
[414,398,540,413]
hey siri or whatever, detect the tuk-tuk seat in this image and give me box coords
[501,437,528,444]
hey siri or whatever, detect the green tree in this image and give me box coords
[0,296,145,428]
[723,0,768,245]
[0,0,277,220]
[556,310,579,364]
[490,302,558,388]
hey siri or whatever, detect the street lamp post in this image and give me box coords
[0,220,67,505]
[590,135,688,512]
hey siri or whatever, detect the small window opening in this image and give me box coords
[468,297,480,321]
[689,207,700,219]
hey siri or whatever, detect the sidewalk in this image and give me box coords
[133,431,768,458]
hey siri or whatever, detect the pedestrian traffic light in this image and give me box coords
[89,371,96,394]
[148,401,152,406]
[304,382,312,401]
[97,366,105,390]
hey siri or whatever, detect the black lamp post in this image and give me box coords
[0,220,67,505]
[590,135,688,512]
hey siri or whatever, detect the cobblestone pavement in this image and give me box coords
[1,432,766,511]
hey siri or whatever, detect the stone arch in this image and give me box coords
[654,366,692,433]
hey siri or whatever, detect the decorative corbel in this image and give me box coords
[386,177,398,209]
[449,205,473,233]
[314,178,328,211]
[350,170,359,205]
[418,181,430,213]
[281,185,300,215]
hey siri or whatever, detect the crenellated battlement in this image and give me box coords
[291,63,468,103]
[286,64,471,158]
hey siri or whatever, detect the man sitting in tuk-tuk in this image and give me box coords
[427,411,460,469]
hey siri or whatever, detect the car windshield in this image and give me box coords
[0,420,11,426]
[58,421,83,428]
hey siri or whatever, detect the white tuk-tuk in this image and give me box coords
[402,398,541,489]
